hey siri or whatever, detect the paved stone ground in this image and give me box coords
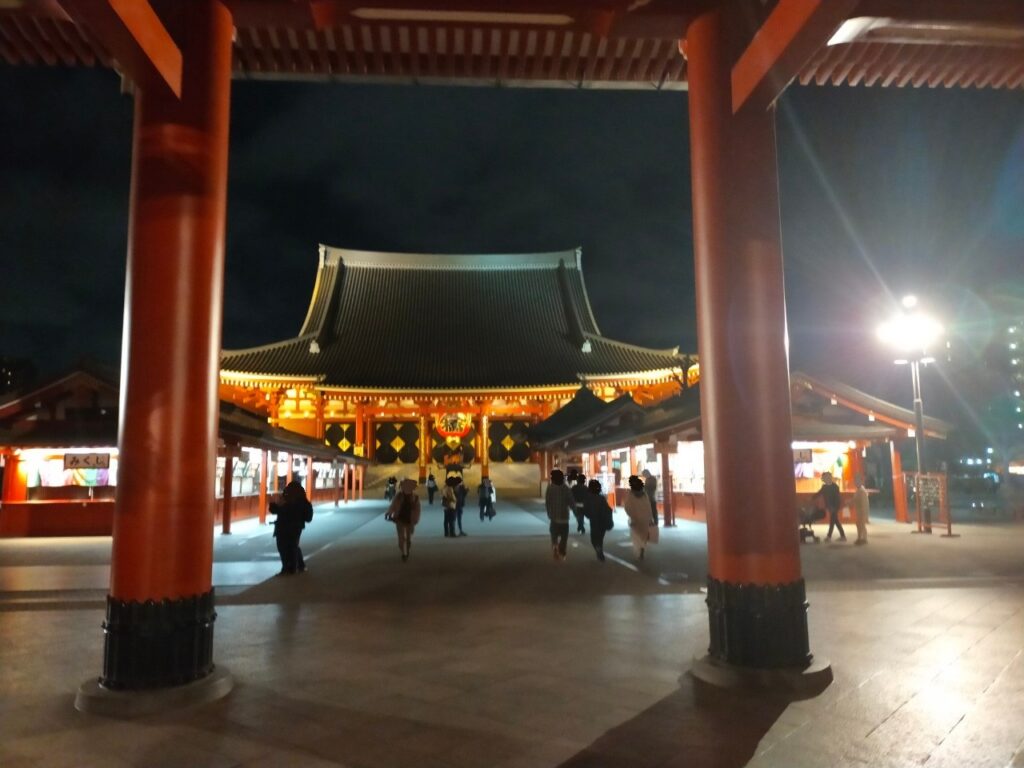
[2,497,1023,767]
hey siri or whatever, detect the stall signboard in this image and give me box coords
[918,474,944,511]
[64,453,110,470]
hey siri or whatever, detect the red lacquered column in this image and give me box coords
[104,0,233,690]
[687,9,810,670]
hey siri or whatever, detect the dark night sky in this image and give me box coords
[2,66,1023,434]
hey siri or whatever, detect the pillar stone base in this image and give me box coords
[706,576,811,668]
[689,655,832,699]
[101,590,217,690]
[75,666,233,717]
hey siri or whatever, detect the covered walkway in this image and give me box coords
[3,498,1024,767]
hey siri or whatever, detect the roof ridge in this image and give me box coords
[319,244,581,271]
[583,332,682,358]
[222,335,313,357]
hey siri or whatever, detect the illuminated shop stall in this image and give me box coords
[533,372,950,525]
[0,365,363,537]
[219,247,689,495]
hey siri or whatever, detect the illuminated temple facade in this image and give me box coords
[219,246,689,487]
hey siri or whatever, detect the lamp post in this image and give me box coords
[876,295,943,530]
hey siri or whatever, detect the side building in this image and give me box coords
[219,246,690,493]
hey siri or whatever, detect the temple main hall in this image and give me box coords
[219,245,690,490]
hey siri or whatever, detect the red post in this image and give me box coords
[221,446,234,535]
[306,455,314,498]
[660,450,675,527]
[687,8,812,670]
[258,450,267,524]
[419,414,429,482]
[890,440,908,523]
[358,464,364,500]
[103,0,233,691]
[1,452,27,502]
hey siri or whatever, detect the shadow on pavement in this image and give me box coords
[557,673,793,768]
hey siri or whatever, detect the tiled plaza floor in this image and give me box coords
[2,497,1023,767]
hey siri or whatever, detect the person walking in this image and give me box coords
[853,473,869,545]
[269,480,313,575]
[426,473,438,505]
[624,475,652,560]
[545,469,574,560]
[387,478,421,562]
[477,477,495,522]
[571,472,588,535]
[814,471,846,542]
[441,476,458,537]
[583,478,614,561]
[455,476,469,536]
[641,468,659,525]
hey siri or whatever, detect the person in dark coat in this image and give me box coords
[270,480,313,575]
[426,473,438,505]
[813,471,846,542]
[477,477,496,522]
[571,473,588,534]
[582,478,614,561]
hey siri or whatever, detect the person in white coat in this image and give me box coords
[623,475,653,560]
[853,473,870,545]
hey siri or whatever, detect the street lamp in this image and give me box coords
[876,295,943,527]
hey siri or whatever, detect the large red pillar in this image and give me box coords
[102,0,233,691]
[687,9,812,671]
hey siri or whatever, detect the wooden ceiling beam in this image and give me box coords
[731,0,859,114]
[56,0,182,96]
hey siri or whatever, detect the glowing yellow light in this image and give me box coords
[876,299,943,354]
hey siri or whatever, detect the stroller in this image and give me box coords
[798,503,826,543]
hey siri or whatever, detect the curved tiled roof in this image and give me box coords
[221,246,682,390]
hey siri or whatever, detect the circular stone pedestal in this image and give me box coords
[688,655,832,699]
[75,667,234,718]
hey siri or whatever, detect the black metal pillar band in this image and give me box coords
[101,589,217,690]
[706,577,811,669]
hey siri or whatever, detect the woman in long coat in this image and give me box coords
[623,475,652,560]
[387,478,422,562]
